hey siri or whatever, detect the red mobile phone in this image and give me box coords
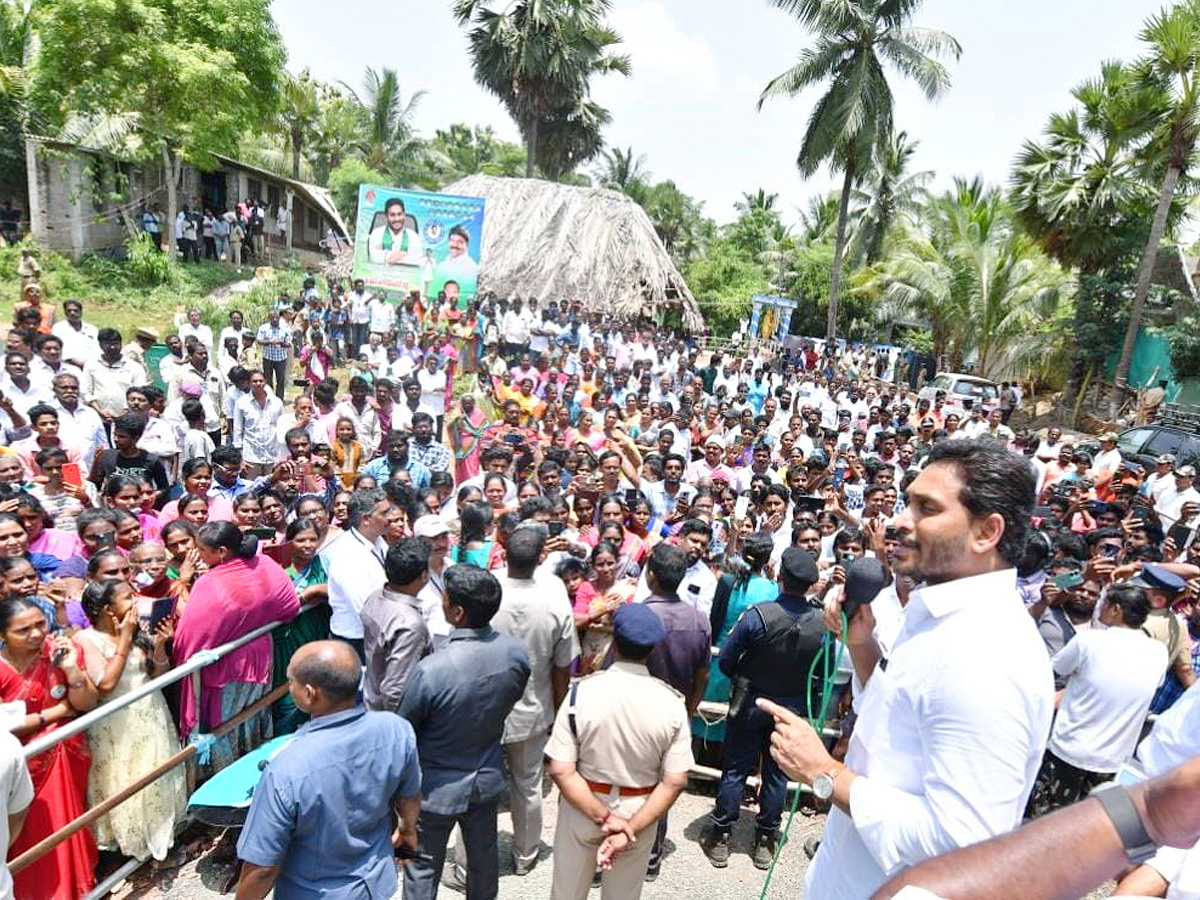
[61,463,83,489]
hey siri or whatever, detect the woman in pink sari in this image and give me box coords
[172,521,299,772]
[447,394,486,483]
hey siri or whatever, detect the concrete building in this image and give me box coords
[24,136,348,263]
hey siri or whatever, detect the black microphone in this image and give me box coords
[841,557,888,620]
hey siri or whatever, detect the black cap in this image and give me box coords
[780,547,819,589]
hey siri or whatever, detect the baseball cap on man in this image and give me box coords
[413,515,449,538]
[1177,465,1197,478]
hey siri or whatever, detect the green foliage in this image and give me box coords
[685,237,769,337]
[0,242,244,336]
[31,0,285,165]
[328,158,390,232]
[125,233,177,288]
[428,123,528,183]
[760,0,961,339]
[869,180,1073,378]
[1154,315,1200,377]
[454,0,631,179]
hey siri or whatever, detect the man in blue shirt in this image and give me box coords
[235,641,423,900]
[361,430,432,490]
[399,564,531,899]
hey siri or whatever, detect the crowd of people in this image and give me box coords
[138,198,277,266]
[0,270,1197,900]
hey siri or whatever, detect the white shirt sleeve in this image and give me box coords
[847,665,1047,876]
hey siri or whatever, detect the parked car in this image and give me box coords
[917,373,1000,415]
[1076,425,1200,474]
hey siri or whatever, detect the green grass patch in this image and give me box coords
[0,241,307,337]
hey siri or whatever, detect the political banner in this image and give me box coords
[353,184,486,305]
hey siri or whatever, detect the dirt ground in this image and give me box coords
[112,779,822,899]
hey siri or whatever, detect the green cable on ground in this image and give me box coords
[758,611,848,900]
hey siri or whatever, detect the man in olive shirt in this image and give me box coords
[361,538,433,712]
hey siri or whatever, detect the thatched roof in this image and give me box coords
[442,175,702,329]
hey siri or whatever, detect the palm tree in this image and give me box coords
[759,0,960,341]
[1111,1,1200,414]
[453,0,630,178]
[1010,60,1163,407]
[881,182,1068,375]
[341,67,426,174]
[279,69,319,180]
[849,130,933,266]
[735,188,779,215]
[534,95,611,180]
[596,145,650,200]
[797,193,840,243]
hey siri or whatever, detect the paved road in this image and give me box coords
[116,782,823,898]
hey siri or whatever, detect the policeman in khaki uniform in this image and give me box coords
[546,604,693,900]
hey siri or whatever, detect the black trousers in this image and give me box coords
[263,357,288,399]
[403,801,500,900]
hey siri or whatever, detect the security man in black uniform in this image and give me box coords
[700,547,827,869]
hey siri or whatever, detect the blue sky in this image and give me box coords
[272,0,1161,225]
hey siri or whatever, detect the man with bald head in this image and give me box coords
[235,641,423,900]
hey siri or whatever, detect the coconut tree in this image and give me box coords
[1111,0,1200,414]
[340,66,425,175]
[759,0,960,342]
[1010,60,1164,407]
[881,181,1068,375]
[849,129,933,266]
[735,189,779,215]
[453,0,630,178]
[279,69,320,181]
[596,145,650,201]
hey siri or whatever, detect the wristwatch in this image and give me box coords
[812,764,845,801]
[1091,783,1157,864]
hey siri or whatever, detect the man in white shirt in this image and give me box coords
[1146,454,1179,507]
[51,300,99,367]
[1,353,51,415]
[217,310,248,352]
[1157,465,1200,530]
[632,519,718,617]
[347,279,373,361]
[319,488,391,659]
[232,370,284,477]
[760,438,1053,899]
[49,373,107,471]
[30,334,82,392]
[82,328,147,423]
[1092,431,1123,483]
[177,307,213,353]
[1032,583,1166,812]
[367,295,395,339]
[0,730,33,900]
[501,300,533,362]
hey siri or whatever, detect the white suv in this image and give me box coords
[917,372,1000,414]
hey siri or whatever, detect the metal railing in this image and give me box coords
[11,604,317,881]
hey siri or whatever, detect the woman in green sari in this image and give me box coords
[694,532,778,744]
[270,517,330,733]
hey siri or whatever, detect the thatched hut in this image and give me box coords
[442,175,703,330]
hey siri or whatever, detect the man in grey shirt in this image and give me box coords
[361,537,434,712]
[492,524,580,875]
[399,565,530,900]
